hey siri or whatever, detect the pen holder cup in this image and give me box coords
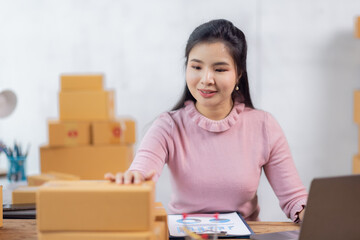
[7,155,26,182]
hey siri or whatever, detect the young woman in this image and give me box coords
[105,19,307,222]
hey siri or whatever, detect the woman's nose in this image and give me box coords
[200,69,215,85]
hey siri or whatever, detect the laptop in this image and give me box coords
[251,174,360,240]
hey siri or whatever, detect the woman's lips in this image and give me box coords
[198,89,217,98]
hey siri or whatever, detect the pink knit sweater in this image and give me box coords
[129,100,307,221]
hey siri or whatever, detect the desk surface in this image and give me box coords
[0,219,300,240]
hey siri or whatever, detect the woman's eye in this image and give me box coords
[216,69,227,72]
[192,66,201,70]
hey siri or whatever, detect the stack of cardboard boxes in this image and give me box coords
[354,17,360,175]
[40,75,136,179]
[37,180,168,240]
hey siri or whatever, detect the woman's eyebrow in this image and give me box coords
[190,59,230,66]
[213,62,230,66]
[190,59,203,63]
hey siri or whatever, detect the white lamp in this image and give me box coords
[0,90,17,118]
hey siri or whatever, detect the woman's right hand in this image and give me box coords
[104,170,156,185]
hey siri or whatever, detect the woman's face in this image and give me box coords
[186,41,238,116]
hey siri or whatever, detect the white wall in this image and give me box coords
[0,0,359,221]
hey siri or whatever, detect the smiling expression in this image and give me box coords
[186,41,238,119]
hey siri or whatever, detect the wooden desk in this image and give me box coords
[0,219,300,240]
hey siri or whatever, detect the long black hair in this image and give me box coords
[172,19,254,110]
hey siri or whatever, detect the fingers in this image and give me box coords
[124,171,134,184]
[104,172,115,182]
[145,170,156,181]
[114,171,141,184]
[115,172,124,184]
[133,171,144,184]
[105,170,155,185]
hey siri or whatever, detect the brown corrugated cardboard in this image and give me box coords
[48,120,91,147]
[38,231,155,240]
[356,16,360,38]
[353,155,360,174]
[92,118,136,145]
[61,75,103,91]
[40,145,133,180]
[27,172,80,186]
[354,91,360,123]
[155,202,168,240]
[59,90,115,121]
[37,181,155,232]
[12,186,38,204]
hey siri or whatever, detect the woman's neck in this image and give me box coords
[195,99,234,120]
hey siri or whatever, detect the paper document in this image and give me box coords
[168,212,252,237]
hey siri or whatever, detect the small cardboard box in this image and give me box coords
[92,118,136,145]
[154,221,166,240]
[27,172,80,186]
[40,145,133,180]
[155,202,168,240]
[59,90,115,121]
[353,155,360,174]
[48,120,91,147]
[356,16,360,39]
[38,231,155,240]
[0,185,2,227]
[354,91,360,123]
[37,181,155,232]
[12,186,38,204]
[61,75,103,91]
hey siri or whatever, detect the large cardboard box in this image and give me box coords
[356,16,360,39]
[92,118,136,145]
[61,75,103,91]
[37,181,155,231]
[28,172,80,186]
[38,221,164,240]
[0,185,2,227]
[59,90,115,121]
[38,231,155,240]
[40,145,133,180]
[12,186,38,204]
[48,120,91,147]
[354,155,360,174]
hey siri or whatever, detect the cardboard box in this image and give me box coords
[354,91,360,123]
[59,90,115,121]
[155,202,168,240]
[38,231,155,240]
[354,155,360,174]
[92,118,136,145]
[61,75,103,91]
[154,221,166,240]
[356,16,360,39]
[40,145,133,180]
[37,181,155,231]
[28,172,80,186]
[48,120,91,147]
[12,186,38,204]
[0,185,2,227]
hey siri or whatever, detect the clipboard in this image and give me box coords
[168,211,254,239]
